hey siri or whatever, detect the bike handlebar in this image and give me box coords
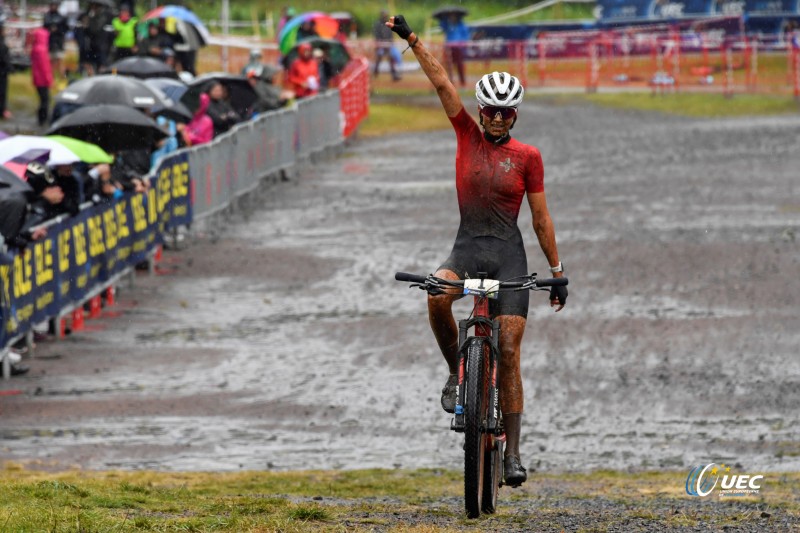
[395,272,429,284]
[394,272,568,291]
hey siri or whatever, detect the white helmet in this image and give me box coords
[475,71,524,108]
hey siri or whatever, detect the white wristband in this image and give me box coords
[549,262,563,274]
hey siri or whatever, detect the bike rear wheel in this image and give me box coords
[463,338,488,518]
[481,433,504,514]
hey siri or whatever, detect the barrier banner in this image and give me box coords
[153,151,192,231]
[1,195,158,344]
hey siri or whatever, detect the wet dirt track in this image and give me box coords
[2,101,799,477]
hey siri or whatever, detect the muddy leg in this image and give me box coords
[496,314,526,458]
[427,268,462,373]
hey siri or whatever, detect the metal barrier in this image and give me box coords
[1,68,369,375]
[186,91,342,221]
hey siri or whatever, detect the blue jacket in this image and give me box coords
[439,19,470,43]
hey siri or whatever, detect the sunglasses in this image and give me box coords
[479,105,517,121]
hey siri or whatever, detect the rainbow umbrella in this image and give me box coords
[278,11,340,55]
[0,135,114,167]
[142,5,211,48]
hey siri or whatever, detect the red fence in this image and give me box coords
[335,57,370,138]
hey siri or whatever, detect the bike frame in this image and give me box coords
[452,278,503,437]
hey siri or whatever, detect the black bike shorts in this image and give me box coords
[439,232,529,318]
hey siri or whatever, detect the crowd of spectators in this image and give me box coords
[1,4,345,374]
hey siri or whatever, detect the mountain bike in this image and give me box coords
[395,271,568,518]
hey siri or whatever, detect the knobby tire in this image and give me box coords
[464,338,488,518]
[481,420,503,514]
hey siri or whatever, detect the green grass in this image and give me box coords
[1,465,798,531]
[360,100,451,137]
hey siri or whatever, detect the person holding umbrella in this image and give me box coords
[436,9,470,87]
[287,42,319,99]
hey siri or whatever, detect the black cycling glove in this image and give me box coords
[550,284,568,307]
[389,14,413,40]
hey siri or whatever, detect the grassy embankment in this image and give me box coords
[360,88,800,138]
[1,465,798,531]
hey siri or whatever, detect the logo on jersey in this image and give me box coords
[499,158,515,173]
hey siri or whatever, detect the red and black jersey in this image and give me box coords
[449,107,544,241]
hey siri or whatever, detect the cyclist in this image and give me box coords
[387,15,568,487]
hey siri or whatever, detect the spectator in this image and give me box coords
[84,0,113,73]
[0,16,11,120]
[296,20,317,41]
[52,163,85,215]
[439,13,470,87]
[287,42,319,99]
[177,93,213,146]
[314,47,334,90]
[277,6,295,37]
[138,21,171,60]
[112,5,138,61]
[112,148,151,193]
[246,65,288,114]
[30,25,53,127]
[0,190,33,249]
[373,10,400,81]
[161,47,177,69]
[241,48,263,76]
[205,81,242,136]
[82,163,122,203]
[21,161,65,232]
[151,113,178,165]
[73,11,94,76]
[43,0,68,79]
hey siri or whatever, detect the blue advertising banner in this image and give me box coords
[1,193,159,345]
[597,0,717,20]
[153,151,192,231]
[745,0,799,14]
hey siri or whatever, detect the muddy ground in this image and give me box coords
[2,99,799,511]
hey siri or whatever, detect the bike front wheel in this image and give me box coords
[463,337,489,518]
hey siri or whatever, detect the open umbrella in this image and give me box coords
[47,105,167,152]
[284,37,351,75]
[144,77,188,102]
[151,100,192,123]
[2,148,50,178]
[142,5,211,47]
[278,11,340,55]
[432,6,469,20]
[55,75,172,108]
[110,56,179,80]
[181,73,258,118]
[0,165,33,193]
[0,135,114,166]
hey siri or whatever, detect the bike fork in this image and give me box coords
[451,318,502,434]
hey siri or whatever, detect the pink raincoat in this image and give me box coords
[183,93,213,145]
[30,27,53,89]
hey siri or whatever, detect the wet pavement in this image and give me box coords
[2,100,799,476]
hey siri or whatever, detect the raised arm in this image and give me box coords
[386,15,463,118]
